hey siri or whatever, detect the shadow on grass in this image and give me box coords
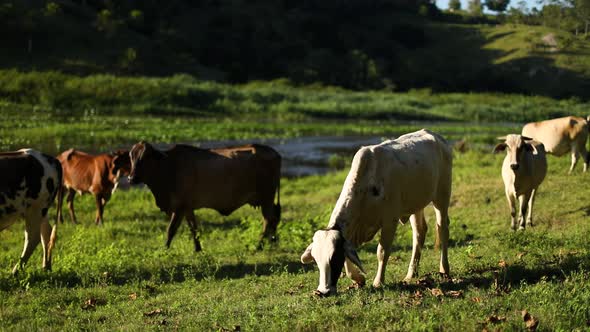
[1,245,587,294]
[375,250,589,296]
[0,256,309,291]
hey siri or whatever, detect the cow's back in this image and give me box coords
[381,129,452,214]
[164,144,280,213]
[522,116,589,156]
[57,149,113,193]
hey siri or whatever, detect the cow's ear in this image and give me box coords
[493,143,507,154]
[300,243,314,264]
[525,143,537,153]
[343,241,365,274]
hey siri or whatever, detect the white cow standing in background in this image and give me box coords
[522,116,589,173]
[494,135,547,230]
[301,129,453,296]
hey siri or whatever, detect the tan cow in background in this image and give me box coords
[522,116,590,173]
[301,129,452,296]
[494,135,547,230]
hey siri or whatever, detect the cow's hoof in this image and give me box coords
[439,272,451,280]
[372,281,384,289]
[312,290,330,297]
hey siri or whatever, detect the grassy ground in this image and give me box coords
[1,145,590,330]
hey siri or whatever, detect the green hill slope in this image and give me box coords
[1,1,589,97]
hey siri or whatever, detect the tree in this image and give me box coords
[468,0,483,15]
[485,0,510,12]
[449,0,462,10]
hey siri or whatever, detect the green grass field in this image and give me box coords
[1,145,590,330]
[1,71,589,155]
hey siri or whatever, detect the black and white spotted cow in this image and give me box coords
[0,149,63,274]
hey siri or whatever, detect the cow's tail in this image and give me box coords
[274,158,281,221]
[48,163,63,259]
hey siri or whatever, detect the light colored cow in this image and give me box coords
[522,116,590,173]
[494,135,547,230]
[301,129,452,296]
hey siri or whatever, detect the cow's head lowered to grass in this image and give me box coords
[300,227,365,296]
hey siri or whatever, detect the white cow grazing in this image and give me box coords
[522,116,589,173]
[494,135,547,230]
[301,129,453,296]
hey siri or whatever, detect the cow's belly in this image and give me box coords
[0,213,20,232]
[542,138,571,156]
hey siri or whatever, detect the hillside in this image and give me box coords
[1,1,590,98]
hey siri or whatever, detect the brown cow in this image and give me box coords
[0,149,62,274]
[127,141,281,251]
[56,149,131,225]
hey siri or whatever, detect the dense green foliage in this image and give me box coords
[1,150,590,330]
[2,1,590,97]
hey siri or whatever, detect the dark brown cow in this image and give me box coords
[56,149,131,225]
[0,149,62,274]
[128,141,281,251]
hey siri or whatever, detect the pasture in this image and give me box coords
[1,143,590,330]
[1,76,590,330]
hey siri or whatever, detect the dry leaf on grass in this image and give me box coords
[144,308,163,317]
[80,298,105,310]
[471,297,482,303]
[522,310,539,331]
[446,290,463,298]
[429,288,444,297]
[129,293,137,300]
[498,259,507,268]
[485,315,506,324]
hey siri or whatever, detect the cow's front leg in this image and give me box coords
[66,188,78,224]
[12,214,42,275]
[166,211,184,248]
[518,193,531,230]
[94,194,105,225]
[373,220,396,288]
[506,190,517,231]
[569,149,579,174]
[526,188,537,227]
[345,259,366,287]
[405,211,427,281]
[185,210,202,252]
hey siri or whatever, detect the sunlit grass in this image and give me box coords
[1,149,590,330]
